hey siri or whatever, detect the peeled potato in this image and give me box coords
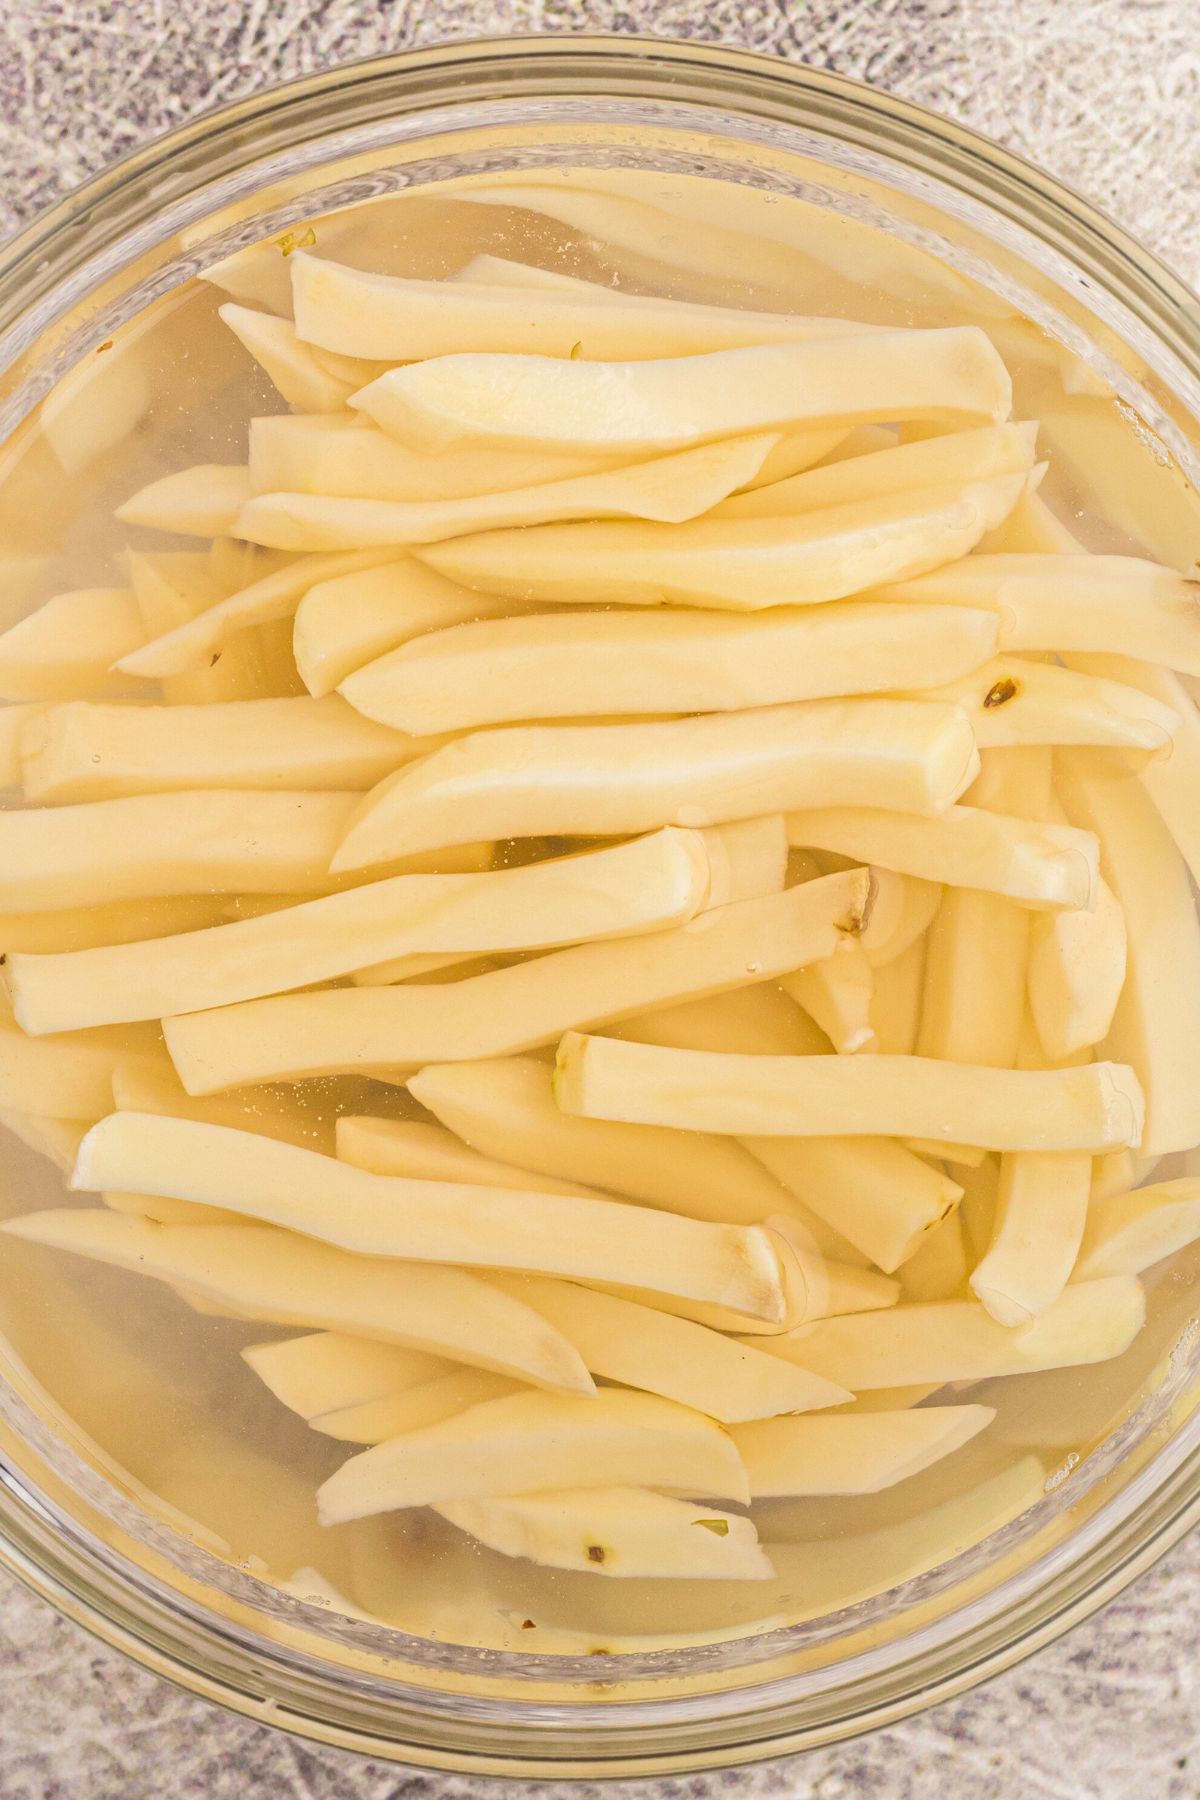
[916,655,1180,753]
[0,589,148,702]
[117,464,251,538]
[242,1332,454,1421]
[1073,1177,1200,1279]
[732,1405,994,1496]
[220,304,375,412]
[336,1117,607,1200]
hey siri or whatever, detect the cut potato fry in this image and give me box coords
[970,1151,1092,1326]
[1074,1178,1200,1279]
[102,1188,248,1230]
[110,1059,328,1152]
[917,883,1029,1069]
[733,1405,994,1496]
[1027,875,1127,1061]
[788,804,1099,911]
[1057,750,1200,1155]
[116,464,251,538]
[0,1109,91,1172]
[746,1134,960,1273]
[20,696,423,802]
[554,1033,1145,1152]
[0,789,357,910]
[487,1274,850,1421]
[421,474,1028,612]
[162,873,867,1088]
[11,828,711,1031]
[129,551,269,706]
[915,655,1180,753]
[0,895,229,951]
[780,942,875,1054]
[314,1369,521,1443]
[869,936,926,1055]
[351,327,1011,454]
[0,589,148,701]
[315,1389,750,1524]
[435,1488,773,1581]
[336,1117,607,1199]
[220,305,373,412]
[345,600,999,735]
[238,434,779,551]
[858,875,942,969]
[660,1257,898,1337]
[72,1112,787,1320]
[242,1332,453,1420]
[332,699,980,867]
[896,1212,968,1302]
[0,1009,162,1116]
[2,1209,593,1393]
[760,1276,1145,1387]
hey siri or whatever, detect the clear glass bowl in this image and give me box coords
[0,35,1198,1776]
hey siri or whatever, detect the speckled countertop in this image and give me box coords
[0,4,1198,1796]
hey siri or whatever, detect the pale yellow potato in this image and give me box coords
[980,489,1085,554]
[336,1117,607,1199]
[876,554,1200,673]
[0,789,356,910]
[238,433,779,551]
[20,695,424,803]
[11,828,710,1033]
[869,937,926,1056]
[903,1138,988,1168]
[0,589,148,701]
[351,326,1010,453]
[914,655,1180,753]
[2,1209,592,1393]
[116,464,251,538]
[896,1212,969,1302]
[1027,876,1127,1061]
[242,1332,453,1421]
[0,1109,90,1172]
[1073,1178,1200,1279]
[858,875,942,968]
[971,1151,1092,1327]
[826,1384,945,1414]
[435,1487,773,1581]
[733,1405,994,1497]
[315,1389,750,1524]
[553,1033,1145,1152]
[421,473,1027,612]
[129,552,266,706]
[0,704,42,782]
[765,1215,900,1328]
[0,895,229,950]
[1057,750,1200,1155]
[103,1187,249,1230]
[758,1276,1145,1387]
[38,325,152,475]
[219,304,371,412]
[781,943,876,1055]
[110,1059,329,1152]
[787,804,1099,911]
[162,872,865,1089]
[332,699,979,867]
[314,1369,521,1443]
[342,601,999,734]
[747,1133,959,1273]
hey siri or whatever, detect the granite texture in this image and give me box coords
[1,2,1199,1795]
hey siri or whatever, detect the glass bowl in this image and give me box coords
[0,34,1198,1777]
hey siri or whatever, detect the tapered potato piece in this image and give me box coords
[1027,876,1127,1061]
[487,1274,849,1421]
[0,589,148,701]
[554,1034,1145,1152]
[162,873,866,1089]
[877,554,1200,673]
[747,1134,960,1273]
[896,1211,969,1302]
[435,1488,773,1581]
[111,1058,328,1152]
[351,326,1011,454]
[20,696,422,803]
[11,828,710,1033]
[980,490,1085,555]
[407,1056,795,1228]
[333,699,980,867]
[129,551,271,706]
[219,304,370,412]
[787,804,1099,911]
[780,943,875,1055]
[238,434,779,551]
[336,1117,607,1199]
[422,473,1027,612]
[315,1369,521,1442]
[315,1389,750,1524]
[733,1405,994,1497]
[760,1277,1145,1387]
[343,600,999,735]
[72,1112,787,1320]
[1074,1178,1200,1279]
[870,937,926,1055]
[1057,750,1200,1155]
[970,1150,1092,1327]
[0,1108,91,1171]
[117,464,251,538]
[916,655,1180,753]
[243,1334,459,1422]
[293,559,525,697]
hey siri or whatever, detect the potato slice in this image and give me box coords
[20,696,422,803]
[238,433,779,551]
[340,602,999,734]
[915,655,1180,753]
[553,1033,1145,1152]
[117,464,251,538]
[421,474,1027,612]
[486,1274,849,1421]
[351,327,1010,454]
[787,804,1099,911]
[0,1108,91,1172]
[332,699,979,867]
[336,1117,607,1199]
[315,1389,750,1524]
[1027,876,1127,1061]
[219,304,368,411]
[315,1369,521,1442]
[733,1405,993,1496]
[781,943,875,1055]
[0,589,148,701]
[437,1486,773,1582]
[3,1209,592,1393]
[162,873,866,1088]
[1057,750,1200,1155]
[896,1212,968,1302]
[11,828,711,1033]
[870,937,926,1055]
[0,789,356,910]
[1074,1178,1200,1279]
[242,1333,458,1422]
[760,1276,1145,1387]
[747,1135,960,1274]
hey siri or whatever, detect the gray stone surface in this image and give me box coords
[0,2,1198,1794]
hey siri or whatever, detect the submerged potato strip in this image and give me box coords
[0,589,148,701]
[915,655,1181,753]
[117,464,252,538]
[732,1405,994,1497]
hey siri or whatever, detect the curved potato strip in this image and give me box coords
[1027,877,1127,1060]
[0,589,148,702]
[732,1405,994,1496]
[1074,1178,1200,1279]
[242,1332,453,1421]
[117,464,251,538]
[313,1369,520,1443]
[336,1117,607,1200]
[915,655,1180,752]
[220,305,373,412]
[970,1149,1092,1327]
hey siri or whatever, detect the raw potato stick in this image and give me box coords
[0,896,229,953]
[553,1033,1146,1153]
[0,589,149,701]
[219,305,376,412]
[732,1405,994,1496]
[1027,875,1127,1060]
[780,943,876,1054]
[0,1109,91,1172]
[161,873,868,1089]
[746,1134,960,1273]
[970,1149,1093,1327]
[0,1013,160,1117]
[2,1210,593,1394]
[8,828,711,1033]
[914,655,1180,753]
[242,1332,456,1421]
[117,464,252,538]
[1073,1178,1200,1279]
[314,1369,521,1442]
[870,937,926,1055]
[331,699,980,867]
[336,1117,610,1200]
[337,602,999,733]
[897,1211,969,1302]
